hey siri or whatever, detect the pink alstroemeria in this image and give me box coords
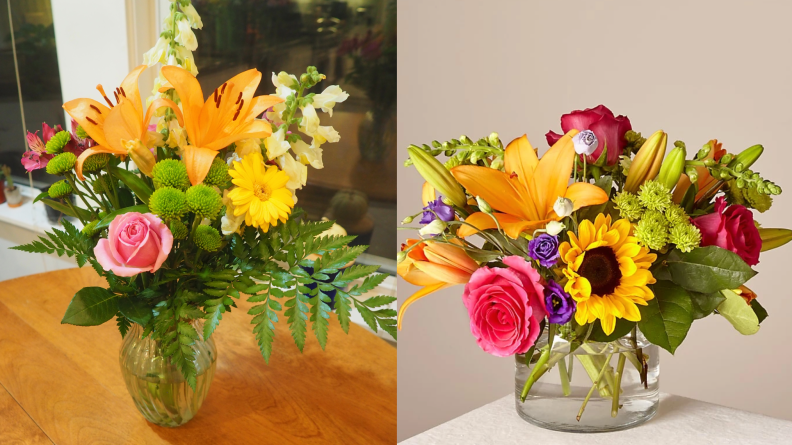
[21,123,62,172]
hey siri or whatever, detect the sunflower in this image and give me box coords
[558,214,657,335]
[227,152,294,231]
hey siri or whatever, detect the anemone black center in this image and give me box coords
[578,246,622,296]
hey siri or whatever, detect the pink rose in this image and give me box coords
[94,213,173,276]
[545,105,632,166]
[461,256,546,357]
[691,196,761,266]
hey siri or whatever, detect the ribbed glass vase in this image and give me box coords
[515,329,659,433]
[119,320,217,427]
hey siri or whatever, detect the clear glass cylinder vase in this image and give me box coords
[119,320,217,427]
[515,329,659,432]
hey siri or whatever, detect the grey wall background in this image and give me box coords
[397,0,792,441]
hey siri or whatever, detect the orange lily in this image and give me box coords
[64,65,183,180]
[673,139,726,203]
[451,131,609,238]
[160,65,285,185]
[397,239,479,329]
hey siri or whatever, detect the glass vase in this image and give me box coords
[119,320,217,427]
[515,329,659,433]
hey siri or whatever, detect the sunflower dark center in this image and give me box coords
[578,246,622,296]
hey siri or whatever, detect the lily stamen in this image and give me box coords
[89,104,102,114]
[119,87,126,97]
[96,84,114,107]
[86,116,98,125]
[235,92,242,104]
[221,82,227,94]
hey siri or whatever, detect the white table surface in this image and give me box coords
[401,392,792,444]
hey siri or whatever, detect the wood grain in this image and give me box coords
[0,384,52,445]
[0,268,396,444]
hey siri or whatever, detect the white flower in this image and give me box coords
[226,152,243,166]
[181,3,203,29]
[272,71,297,89]
[312,85,349,116]
[300,104,320,136]
[572,130,598,156]
[291,139,324,169]
[145,131,165,148]
[221,190,245,235]
[165,119,188,149]
[278,152,307,191]
[553,197,574,218]
[235,138,262,157]
[545,220,566,236]
[143,37,169,66]
[312,126,340,147]
[266,102,286,125]
[419,219,447,237]
[175,19,198,51]
[174,46,198,75]
[264,128,290,160]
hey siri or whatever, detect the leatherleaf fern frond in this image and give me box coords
[11,219,96,267]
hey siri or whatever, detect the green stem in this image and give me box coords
[520,346,551,402]
[577,349,616,422]
[558,356,571,396]
[65,199,87,225]
[80,179,108,212]
[65,173,97,218]
[99,172,120,210]
[611,353,627,417]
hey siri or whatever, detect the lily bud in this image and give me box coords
[546,220,566,236]
[572,130,598,156]
[408,146,467,208]
[624,130,667,192]
[397,251,407,263]
[656,145,687,190]
[125,139,156,177]
[729,144,763,170]
[759,228,792,252]
[553,197,574,218]
[476,196,492,214]
[402,216,414,224]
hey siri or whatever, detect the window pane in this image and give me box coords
[0,0,64,186]
[190,0,396,261]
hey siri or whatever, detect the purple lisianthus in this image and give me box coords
[420,195,454,224]
[544,280,575,324]
[528,233,560,267]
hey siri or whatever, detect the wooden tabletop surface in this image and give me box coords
[0,267,396,444]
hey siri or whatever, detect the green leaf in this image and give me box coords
[61,287,119,326]
[637,281,693,354]
[32,191,49,204]
[354,300,378,332]
[666,246,757,293]
[688,291,726,319]
[717,289,760,335]
[751,299,768,324]
[252,306,276,363]
[362,295,397,308]
[118,296,152,325]
[463,248,502,263]
[336,264,380,282]
[335,291,352,334]
[587,318,636,342]
[116,314,131,338]
[309,292,330,350]
[110,164,153,204]
[42,198,92,221]
[349,273,388,296]
[95,205,149,230]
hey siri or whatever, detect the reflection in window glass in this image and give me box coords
[0,0,64,186]
[190,0,396,260]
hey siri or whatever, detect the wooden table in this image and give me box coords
[0,268,396,444]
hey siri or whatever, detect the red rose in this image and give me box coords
[691,196,761,266]
[546,105,632,166]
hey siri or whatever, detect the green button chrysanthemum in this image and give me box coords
[635,216,668,251]
[612,191,643,221]
[92,174,117,194]
[75,125,89,139]
[203,158,230,187]
[82,153,110,173]
[194,225,222,251]
[45,152,77,175]
[638,180,672,212]
[664,204,689,226]
[149,187,188,221]
[169,219,188,240]
[45,130,71,154]
[186,184,222,220]
[81,220,100,237]
[48,179,73,199]
[669,223,702,253]
[152,159,190,190]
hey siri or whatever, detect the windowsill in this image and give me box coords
[0,184,82,235]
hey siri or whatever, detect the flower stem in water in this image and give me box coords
[577,348,616,422]
[611,352,627,417]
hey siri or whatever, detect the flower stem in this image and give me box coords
[567,353,574,380]
[577,349,616,422]
[611,352,627,417]
[558,356,571,396]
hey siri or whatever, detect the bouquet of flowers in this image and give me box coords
[397,105,792,430]
[11,0,395,426]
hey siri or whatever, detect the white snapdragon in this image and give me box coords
[174,45,198,75]
[300,104,320,136]
[312,85,349,116]
[175,19,198,51]
[291,140,324,169]
[235,138,262,158]
[312,125,340,147]
[273,71,298,89]
[143,37,169,66]
[221,190,245,235]
[264,128,290,159]
[277,152,307,191]
[181,3,203,29]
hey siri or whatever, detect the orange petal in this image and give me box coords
[534,129,578,217]
[75,146,123,181]
[242,95,285,122]
[424,243,479,274]
[422,181,436,206]
[413,261,471,284]
[119,65,147,117]
[672,173,693,203]
[458,212,498,237]
[224,69,263,121]
[204,119,272,151]
[103,99,141,153]
[397,259,443,286]
[182,145,219,185]
[161,65,204,145]
[62,98,111,147]
[397,282,452,330]
[504,135,541,218]
[565,182,609,211]
[451,165,531,220]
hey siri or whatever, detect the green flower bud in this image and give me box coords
[733,162,744,173]
[685,166,698,184]
[81,220,100,237]
[82,153,110,173]
[460,135,473,145]
[719,170,731,179]
[48,179,73,199]
[431,140,442,148]
[476,196,492,213]
[75,125,89,139]
[45,152,77,175]
[720,153,734,164]
[186,184,223,220]
[638,180,672,212]
[203,158,230,187]
[149,187,188,220]
[397,251,407,263]
[656,145,686,190]
[488,132,501,148]
[152,159,190,190]
[490,157,504,170]
[169,219,188,239]
[729,144,763,170]
[704,158,716,167]
[736,178,746,189]
[696,143,711,160]
[45,131,71,154]
[194,225,222,251]
[402,215,414,224]
[92,174,117,194]
[403,158,413,167]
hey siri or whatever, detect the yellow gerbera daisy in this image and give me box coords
[227,152,294,231]
[558,214,657,335]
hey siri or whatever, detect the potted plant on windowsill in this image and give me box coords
[1,165,23,207]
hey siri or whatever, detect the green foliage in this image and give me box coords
[717,289,760,335]
[116,313,132,338]
[688,291,725,319]
[62,287,119,326]
[638,281,693,354]
[752,299,768,324]
[11,219,95,267]
[109,163,153,204]
[169,219,188,239]
[666,246,757,293]
[95,205,149,230]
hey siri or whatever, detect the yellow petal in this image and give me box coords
[533,129,578,217]
[424,243,479,275]
[103,99,141,153]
